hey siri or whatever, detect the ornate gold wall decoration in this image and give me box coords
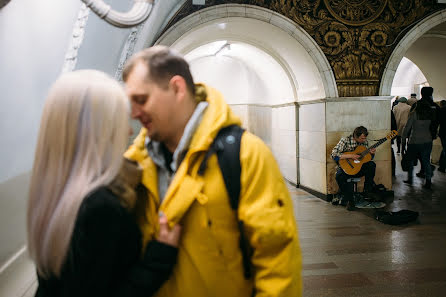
[163,0,445,97]
[323,0,387,26]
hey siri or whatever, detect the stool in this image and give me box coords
[346,177,361,193]
[346,177,362,202]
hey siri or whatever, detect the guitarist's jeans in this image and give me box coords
[336,161,376,201]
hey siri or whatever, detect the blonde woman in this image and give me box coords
[27,70,181,297]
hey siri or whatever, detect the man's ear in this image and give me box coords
[169,75,187,101]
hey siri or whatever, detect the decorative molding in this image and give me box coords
[230,102,298,108]
[422,32,446,39]
[163,0,446,97]
[379,10,446,95]
[298,96,392,105]
[61,4,90,74]
[323,0,387,26]
[115,24,143,81]
[80,0,153,28]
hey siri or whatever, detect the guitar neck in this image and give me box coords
[360,137,387,157]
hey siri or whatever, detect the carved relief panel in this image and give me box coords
[164,0,445,97]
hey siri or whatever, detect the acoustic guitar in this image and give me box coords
[338,130,398,175]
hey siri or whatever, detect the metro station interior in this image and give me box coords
[1,0,446,295]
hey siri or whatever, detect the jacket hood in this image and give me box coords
[188,83,241,153]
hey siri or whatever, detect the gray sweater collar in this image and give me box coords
[145,101,209,172]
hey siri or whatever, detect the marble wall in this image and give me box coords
[272,104,298,185]
[248,105,272,147]
[231,98,393,197]
[298,102,327,194]
[231,103,299,185]
[229,104,249,129]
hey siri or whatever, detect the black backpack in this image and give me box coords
[374,210,419,225]
[197,125,252,279]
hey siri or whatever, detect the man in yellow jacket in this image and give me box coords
[123,45,302,297]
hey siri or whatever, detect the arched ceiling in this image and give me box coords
[186,41,293,105]
[157,10,336,103]
[391,57,427,97]
[404,22,446,101]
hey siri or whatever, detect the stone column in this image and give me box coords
[297,97,393,198]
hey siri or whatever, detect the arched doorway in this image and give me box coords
[155,4,337,187]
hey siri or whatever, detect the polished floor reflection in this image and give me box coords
[291,151,446,297]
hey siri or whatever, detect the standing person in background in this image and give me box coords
[410,87,441,178]
[407,93,418,106]
[27,70,181,297]
[402,86,438,189]
[438,100,446,173]
[123,46,302,297]
[391,110,398,176]
[393,97,411,154]
[391,96,400,110]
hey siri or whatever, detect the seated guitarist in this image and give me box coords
[331,126,376,210]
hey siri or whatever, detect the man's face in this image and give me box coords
[125,62,176,143]
[355,134,367,144]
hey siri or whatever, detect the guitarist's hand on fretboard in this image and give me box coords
[369,148,376,155]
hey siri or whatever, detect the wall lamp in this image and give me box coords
[80,0,153,28]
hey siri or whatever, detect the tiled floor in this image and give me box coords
[292,151,446,297]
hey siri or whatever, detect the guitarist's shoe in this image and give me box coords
[423,180,432,189]
[403,179,413,185]
[346,201,356,211]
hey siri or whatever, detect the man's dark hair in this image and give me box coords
[353,126,368,138]
[123,45,195,96]
[421,86,433,98]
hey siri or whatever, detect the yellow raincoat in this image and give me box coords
[124,84,302,297]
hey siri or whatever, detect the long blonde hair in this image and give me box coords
[27,70,130,278]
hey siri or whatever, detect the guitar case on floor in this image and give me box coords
[374,209,419,225]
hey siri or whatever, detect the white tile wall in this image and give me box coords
[299,131,326,163]
[271,106,298,184]
[326,100,389,132]
[299,158,327,194]
[230,104,249,128]
[298,103,326,132]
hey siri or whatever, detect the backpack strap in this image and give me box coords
[198,125,252,279]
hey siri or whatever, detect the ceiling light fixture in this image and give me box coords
[214,42,231,56]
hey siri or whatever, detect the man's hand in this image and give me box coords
[341,154,360,160]
[157,213,182,247]
[370,148,376,154]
